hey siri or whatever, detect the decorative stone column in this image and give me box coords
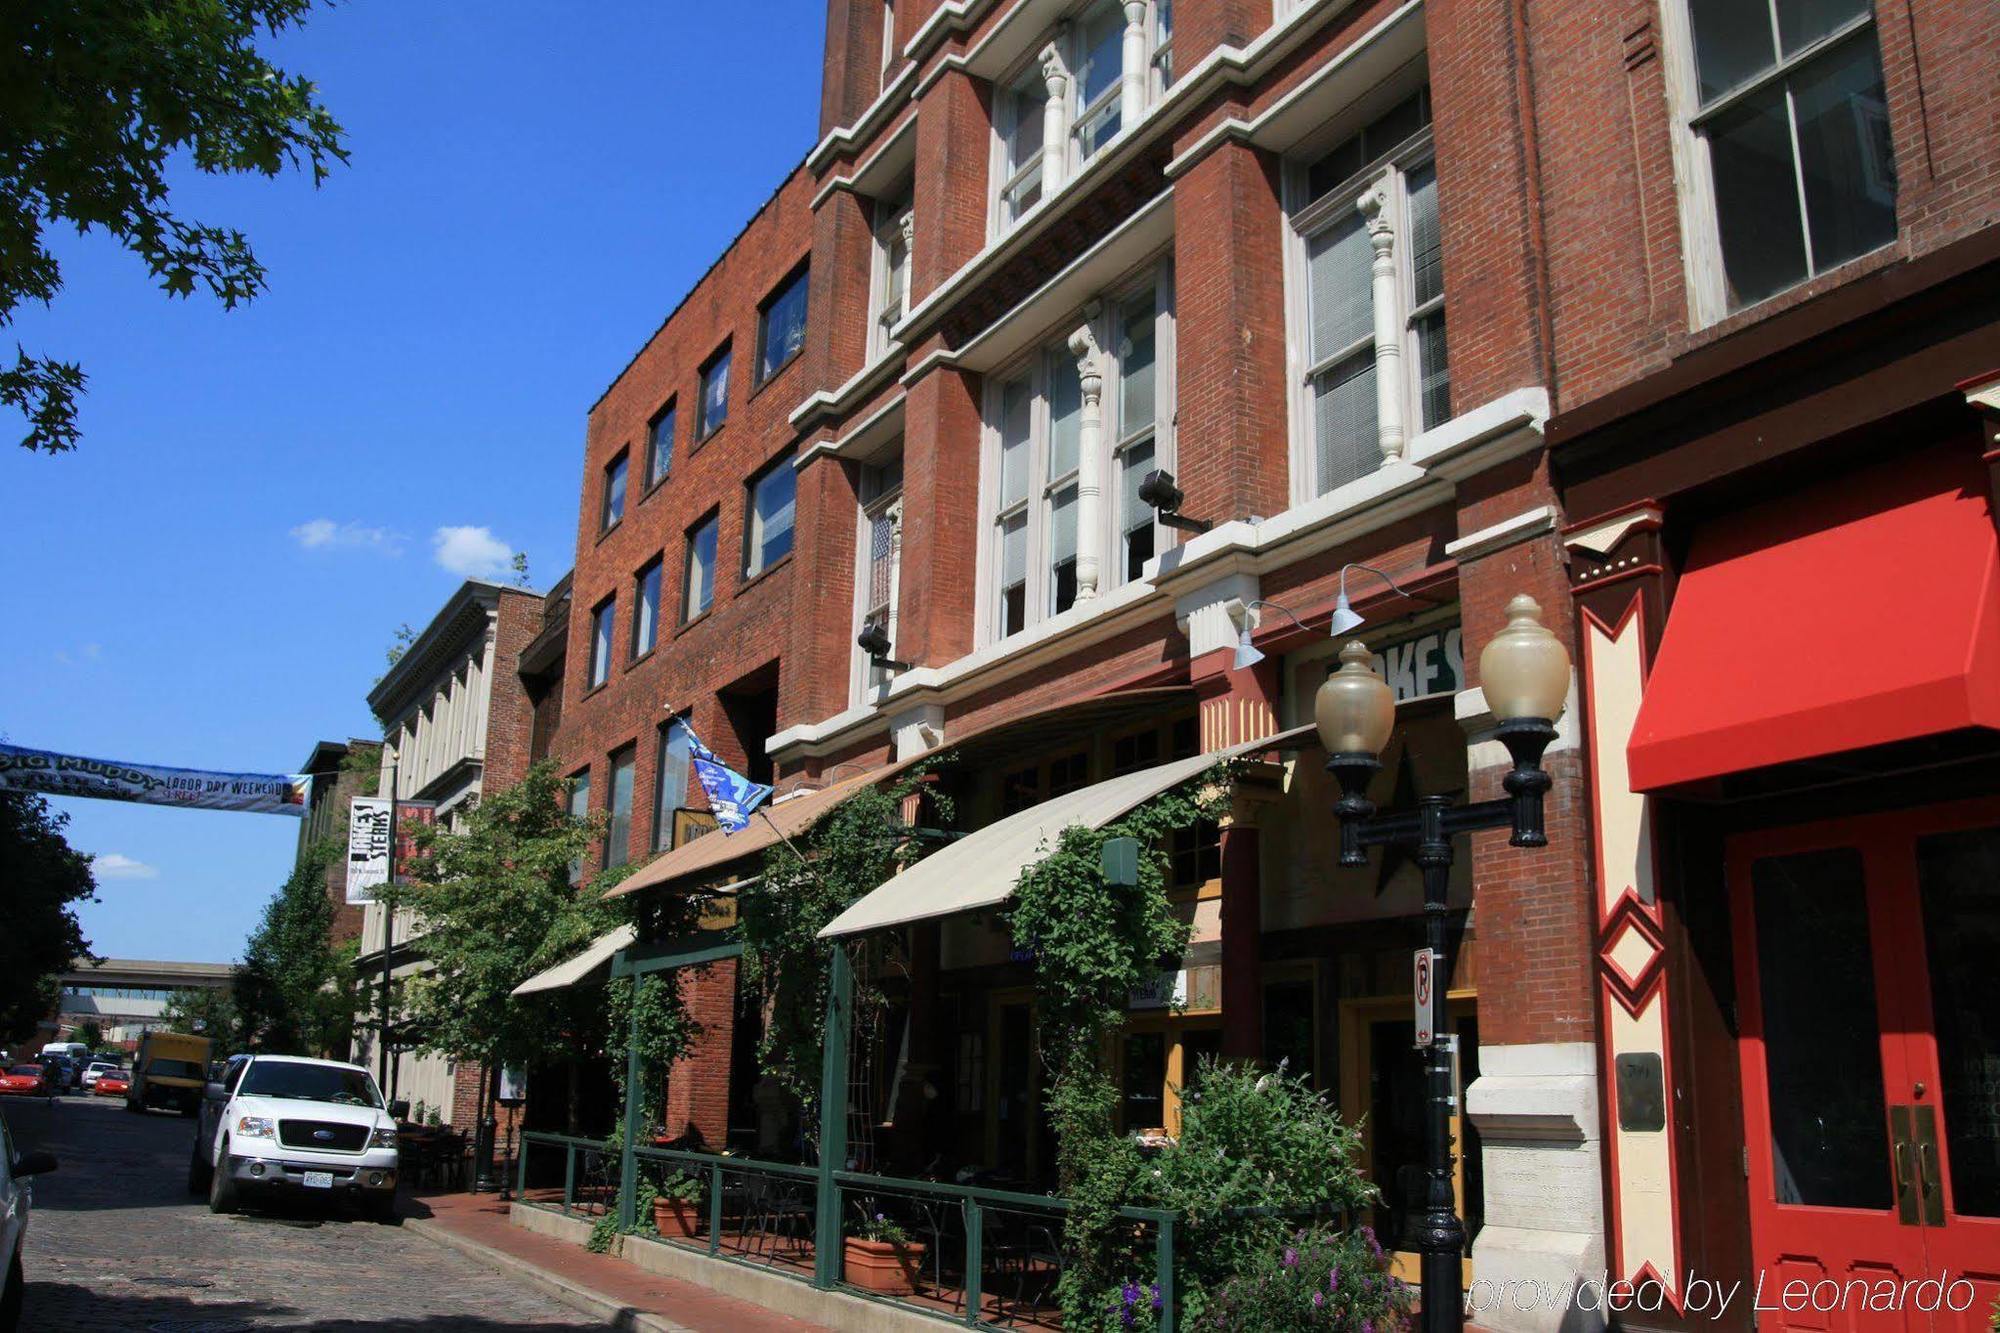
[1067,303,1106,601]
[1120,0,1150,129]
[1039,42,1069,199]
[1357,179,1405,466]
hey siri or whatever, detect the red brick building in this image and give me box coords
[546,0,1999,1326]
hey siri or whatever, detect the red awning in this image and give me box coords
[1627,448,2000,792]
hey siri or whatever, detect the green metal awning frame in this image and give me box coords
[609,933,742,978]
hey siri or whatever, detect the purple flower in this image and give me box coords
[1314,1291,1327,1308]
[1284,1247,1299,1269]
[1330,1265,1341,1290]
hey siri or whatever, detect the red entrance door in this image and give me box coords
[1731,801,2000,1333]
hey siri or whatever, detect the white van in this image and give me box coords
[37,1043,87,1062]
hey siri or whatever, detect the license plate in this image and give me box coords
[302,1171,334,1190]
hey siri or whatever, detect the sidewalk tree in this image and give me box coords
[394,762,640,1087]
[233,839,353,1054]
[163,987,238,1042]
[1,0,348,453]
[0,791,96,1042]
[73,1020,102,1051]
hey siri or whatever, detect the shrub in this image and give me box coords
[1140,1059,1378,1325]
[1201,1225,1413,1332]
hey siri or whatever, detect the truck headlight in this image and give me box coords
[369,1125,397,1150]
[235,1115,276,1139]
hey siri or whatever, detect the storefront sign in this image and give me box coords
[0,742,308,815]
[346,798,392,904]
[1413,948,1439,1048]
[345,797,436,904]
[1368,626,1464,704]
[1129,970,1188,1011]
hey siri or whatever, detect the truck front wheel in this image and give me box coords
[207,1142,239,1215]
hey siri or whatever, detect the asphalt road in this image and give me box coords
[3,1093,597,1331]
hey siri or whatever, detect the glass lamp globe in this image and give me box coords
[1479,595,1571,723]
[1315,641,1396,757]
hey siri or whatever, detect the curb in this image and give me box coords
[403,1212,694,1333]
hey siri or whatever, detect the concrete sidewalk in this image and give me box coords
[404,1191,825,1333]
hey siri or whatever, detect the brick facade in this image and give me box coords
[534,0,1997,1317]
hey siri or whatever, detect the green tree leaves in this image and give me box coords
[0,791,96,1041]
[233,838,353,1054]
[0,0,348,451]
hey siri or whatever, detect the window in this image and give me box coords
[697,345,731,439]
[652,719,691,851]
[601,452,628,531]
[1290,88,1445,500]
[991,3,1173,236]
[855,453,903,696]
[646,402,676,488]
[744,452,797,578]
[566,769,590,884]
[587,597,614,688]
[605,745,635,868]
[1114,285,1165,584]
[1678,0,1895,313]
[995,64,1048,229]
[631,557,661,659]
[757,265,810,385]
[1151,0,1174,93]
[682,514,718,621]
[982,266,1174,641]
[1070,0,1125,162]
[871,186,914,360]
[880,0,896,84]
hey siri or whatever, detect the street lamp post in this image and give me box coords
[1316,595,1571,1333]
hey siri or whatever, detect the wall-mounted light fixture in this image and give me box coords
[1137,469,1212,534]
[1329,562,1431,635]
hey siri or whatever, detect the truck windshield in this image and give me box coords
[238,1062,383,1108]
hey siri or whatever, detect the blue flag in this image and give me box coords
[673,718,773,833]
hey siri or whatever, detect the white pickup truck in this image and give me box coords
[188,1054,401,1221]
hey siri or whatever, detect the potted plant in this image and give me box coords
[650,1171,703,1240]
[843,1211,927,1295]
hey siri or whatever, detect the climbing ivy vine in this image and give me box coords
[1000,762,1235,1331]
[736,764,954,1133]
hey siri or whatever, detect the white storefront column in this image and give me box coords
[1039,43,1069,198]
[1120,1,1149,129]
[1068,303,1106,601]
[1358,179,1406,466]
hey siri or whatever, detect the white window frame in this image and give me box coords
[867,185,914,363]
[587,597,614,688]
[1660,1,1892,328]
[849,452,905,704]
[974,261,1175,646]
[881,0,897,85]
[1282,117,1440,508]
[986,2,1173,240]
[991,61,1050,237]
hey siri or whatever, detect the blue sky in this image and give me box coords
[0,2,827,963]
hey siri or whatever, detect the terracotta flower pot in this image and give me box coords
[843,1236,927,1295]
[652,1196,700,1239]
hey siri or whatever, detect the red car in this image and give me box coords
[0,1065,50,1097]
[93,1072,130,1097]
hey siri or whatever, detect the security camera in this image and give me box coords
[856,621,910,672]
[1138,469,1212,533]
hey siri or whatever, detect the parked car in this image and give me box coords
[128,1032,212,1116]
[0,1070,47,1101]
[1,1112,58,1329]
[33,1060,73,1095]
[190,1054,400,1221]
[80,1062,120,1091]
[92,1072,129,1099]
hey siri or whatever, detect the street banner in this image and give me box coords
[672,717,772,833]
[0,742,307,815]
[346,798,393,903]
[345,796,436,903]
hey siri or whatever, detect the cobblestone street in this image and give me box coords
[5,1094,598,1330]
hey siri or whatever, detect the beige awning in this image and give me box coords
[511,923,637,996]
[601,765,914,901]
[819,723,1316,939]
